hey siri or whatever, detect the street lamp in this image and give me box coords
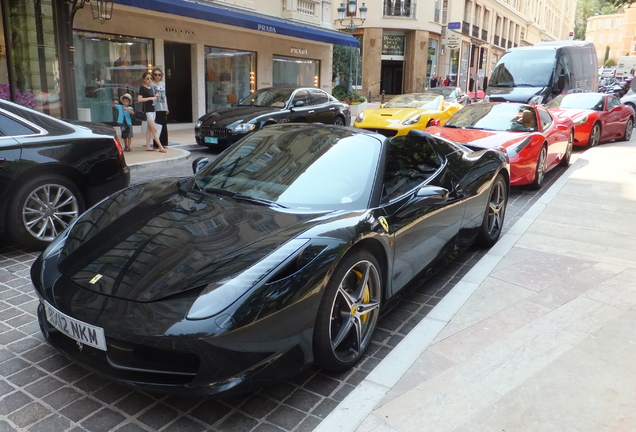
[337,1,367,93]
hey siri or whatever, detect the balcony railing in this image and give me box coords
[383,0,416,17]
[297,0,315,16]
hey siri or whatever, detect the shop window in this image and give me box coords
[0,0,61,117]
[273,56,320,87]
[205,47,256,112]
[73,31,153,124]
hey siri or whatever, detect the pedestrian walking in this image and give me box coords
[151,67,169,149]
[112,93,134,152]
[138,71,166,152]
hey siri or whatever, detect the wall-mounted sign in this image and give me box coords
[291,47,309,55]
[382,35,405,56]
[165,27,195,38]
[445,32,461,50]
[258,24,277,33]
[448,22,461,30]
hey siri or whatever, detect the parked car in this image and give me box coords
[194,86,350,149]
[427,102,573,189]
[598,67,616,79]
[32,123,509,397]
[546,92,634,146]
[424,86,471,105]
[0,99,130,250]
[621,89,636,113]
[354,93,463,137]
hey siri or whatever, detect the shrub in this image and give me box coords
[332,85,366,104]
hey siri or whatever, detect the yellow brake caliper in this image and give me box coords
[351,269,370,324]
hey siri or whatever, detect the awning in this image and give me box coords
[114,0,359,48]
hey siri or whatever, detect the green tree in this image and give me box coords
[574,0,619,40]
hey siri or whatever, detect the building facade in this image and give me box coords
[0,0,356,123]
[586,5,636,66]
[335,0,577,98]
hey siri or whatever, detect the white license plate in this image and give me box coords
[205,136,218,144]
[44,301,107,351]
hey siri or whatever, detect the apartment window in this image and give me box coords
[383,0,415,17]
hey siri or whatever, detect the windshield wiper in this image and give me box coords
[233,194,288,209]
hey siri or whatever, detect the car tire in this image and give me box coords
[7,174,85,250]
[531,145,548,190]
[621,117,633,141]
[475,173,507,248]
[588,123,601,147]
[313,250,382,371]
[332,116,345,126]
[559,130,574,167]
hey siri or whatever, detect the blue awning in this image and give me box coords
[114,0,359,48]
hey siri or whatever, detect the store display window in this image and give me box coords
[273,56,319,87]
[205,46,256,112]
[73,31,153,124]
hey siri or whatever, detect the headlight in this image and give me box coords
[355,111,365,123]
[232,122,256,133]
[506,137,532,159]
[187,239,310,320]
[573,115,588,126]
[195,120,202,128]
[402,114,422,125]
[528,95,543,106]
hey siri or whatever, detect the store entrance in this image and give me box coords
[381,60,403,95]
[165,42,192,123]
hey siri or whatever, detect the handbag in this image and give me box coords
[134,103,146,121]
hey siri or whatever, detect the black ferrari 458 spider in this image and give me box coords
[32,123,509,397]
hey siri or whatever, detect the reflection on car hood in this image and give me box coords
[67,120,117,137]
[486,86,545,103]
[428,126,529,148]
[198,106,282,126]
[56,179,327,302]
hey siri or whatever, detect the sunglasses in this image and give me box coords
[153,73,162,76]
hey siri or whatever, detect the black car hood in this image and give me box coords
[56,179,330,302]
[199,106,283,127]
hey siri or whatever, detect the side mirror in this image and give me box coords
[428,119,441,127]
[294,101,305,107]
[416,185,449,200]
[192,157,209,174]
[380,103,386,108]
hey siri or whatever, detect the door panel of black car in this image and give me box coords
[0,136,22,209]
[381,135,466,294]
[308,89,336,124]
[287,90,315,123]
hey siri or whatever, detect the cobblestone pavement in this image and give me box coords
[0,151,574,431]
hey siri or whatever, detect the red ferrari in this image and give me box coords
[427,102,573,189]
[545,92,634,147]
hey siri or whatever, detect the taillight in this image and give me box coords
[113,137,126,172]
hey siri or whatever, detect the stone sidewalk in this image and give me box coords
[317,141,636,432]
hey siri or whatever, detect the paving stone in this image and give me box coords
[7,402,51,429]
[80,408,126,432]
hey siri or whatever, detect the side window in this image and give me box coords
[382,135,442,202]
[537,107,553,131]
[607,96,620,110]
[309,89,329,105]
[0,113,37,137]
[292,90,309,106]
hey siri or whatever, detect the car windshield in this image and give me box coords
[238,88,294,108]
[384,94,443,110]
[445,103,538,132]
[426,88,454,98]
[490,49,556,87]
[192,125,382,211]
[545,93,605,111]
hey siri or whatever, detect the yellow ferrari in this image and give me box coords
[354,93,463,137]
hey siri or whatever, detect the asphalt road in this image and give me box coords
[0,146,583,432]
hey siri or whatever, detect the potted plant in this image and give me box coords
[333,85,367,118]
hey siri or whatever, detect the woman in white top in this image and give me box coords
[151,67,169,148]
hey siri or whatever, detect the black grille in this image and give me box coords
[201,126,231,138]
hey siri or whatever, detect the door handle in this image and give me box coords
[308,110,315,114]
